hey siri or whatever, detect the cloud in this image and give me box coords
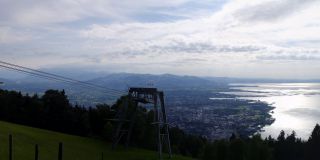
[0,0,222,26]
[150,42,264,54]
[1,0,320,79]
[0,27,31,43]
[257,54,320,61]
[233,0,317,22]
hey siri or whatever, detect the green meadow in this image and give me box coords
[0,121,191,160]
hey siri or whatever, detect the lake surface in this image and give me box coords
[224,83,320,140]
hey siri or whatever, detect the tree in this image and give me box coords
[277,130,285,142]
[202,143,216,160]
[229,138,245,160]
[216,140,227,160]
[306,124,320,160]
[42,90,72,132]
[308,124,320,143]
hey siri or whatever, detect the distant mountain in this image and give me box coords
[0,78,15,87]
[0,73,228,106]
[87,73,227,90]
[0,66,109,82]
[4,70,319,96]
[2,71,320,106]
[39,67,110,81]
[1,72,228,93]
[0,70,26,80]
[0,66,110,94]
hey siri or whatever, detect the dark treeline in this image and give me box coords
[0,89,320,160]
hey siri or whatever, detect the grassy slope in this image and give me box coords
[0,121,191,160]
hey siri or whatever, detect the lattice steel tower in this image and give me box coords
[112,87,172,159]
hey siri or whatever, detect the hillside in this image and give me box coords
[1,72,227,91]
[0,121,191,160]
[0,72,227,106]
[87,73,227,90]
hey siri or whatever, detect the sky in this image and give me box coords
[1,0,320,79]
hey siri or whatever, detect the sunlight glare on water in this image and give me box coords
[226,83,320,139]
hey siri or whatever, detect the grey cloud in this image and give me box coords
[256,47,320,61]
[256,54,320,61]
[150,42,264,54]
[234,0,317,22]
[107,49,148,59]
[104,41,265,57]
[167,58,209,66]
[181,58,208,62]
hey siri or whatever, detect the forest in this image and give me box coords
[0,89,319,160]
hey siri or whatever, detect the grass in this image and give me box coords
[0,121,192,160]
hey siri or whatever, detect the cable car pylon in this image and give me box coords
[112,87,172,159]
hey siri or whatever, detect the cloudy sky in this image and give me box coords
[1,0,320,79]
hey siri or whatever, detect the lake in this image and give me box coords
[224,83,320,140]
